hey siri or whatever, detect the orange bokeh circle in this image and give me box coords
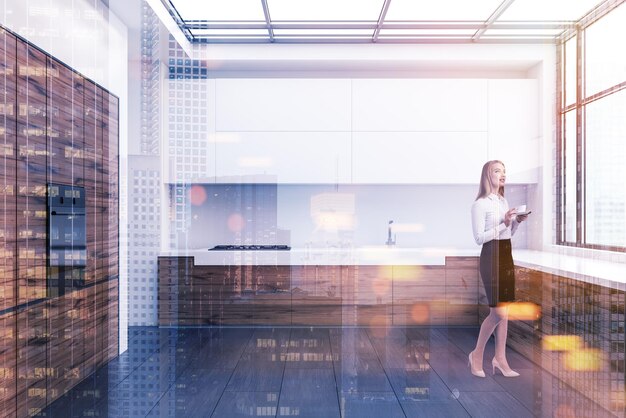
[227,213,245,232]
[189,185,207,206]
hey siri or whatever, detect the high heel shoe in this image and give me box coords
[492,358,520,377]
[468,351,485,378]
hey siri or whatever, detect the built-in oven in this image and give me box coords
[48,184,86,296]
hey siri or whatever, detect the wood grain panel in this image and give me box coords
[158,257,193,325]
[392,265,447,326]
[445,256,478,269]
[105,94,118,282]
[392,287,446,326]
[392,266,445,299]
[158,258,480,327]
[94,282,107,369]
[94,88,106,284]
[106,279,119,362]
[0,312,16,417]
[446,267,479,288]
[82,285,97,378]
[47,292,82,402]
[0,25,118,415]
[0,46,16,313]
[102,92,115,286]
[0,30,17,325]
[505,267,621,416]
[71,73,84,189]
[349,265,392,305]
[16,42,47,307]
[16,42,46,103]
[292,265,342,326]
[292,302,343,326]
[16,305,48,418]
[47,60,74,185]
[445,258,478,325]
[84,81,98,286]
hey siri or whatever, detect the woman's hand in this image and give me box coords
[516,214,529,223]
[504,208,517,227]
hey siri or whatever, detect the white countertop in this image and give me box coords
[159,247,480,266]
[160,247,626,289]
[513,249,626,290]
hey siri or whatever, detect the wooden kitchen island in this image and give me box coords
[157,249,481,327]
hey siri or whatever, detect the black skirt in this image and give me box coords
[479,239,515,307]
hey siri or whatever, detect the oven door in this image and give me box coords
[49,210,86,267]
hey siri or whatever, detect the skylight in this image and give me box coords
[155,0,609,43]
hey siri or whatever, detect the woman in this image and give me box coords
[469,160,528,378]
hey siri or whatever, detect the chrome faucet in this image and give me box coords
[386,220,396,246]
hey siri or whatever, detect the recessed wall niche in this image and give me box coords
[0,25,119,416]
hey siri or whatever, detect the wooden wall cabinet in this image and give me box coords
[0,24,119,417]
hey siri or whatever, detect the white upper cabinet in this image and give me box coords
[209,78,540,184]
[215,131,351,184]
[352,132,488,184]
[487,79,539,183]
[216,79,351,132]
[352,79,489,132]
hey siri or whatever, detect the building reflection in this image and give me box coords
[25,322,626,417]
[512,267,623,417]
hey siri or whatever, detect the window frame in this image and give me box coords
[556,3,626,252]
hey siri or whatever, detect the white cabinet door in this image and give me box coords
[216,132,351,183]
[352,132,488,183]
[216,79,351,132]
[209,78,539,184]
[352,79,489,132]
[487,79,539,183]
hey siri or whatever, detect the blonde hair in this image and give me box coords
[476,160,505,200]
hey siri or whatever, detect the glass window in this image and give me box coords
[564,110,577,243]
[558,2,626,251]
[268,0,383,21]
[584,89,626,247]
[585,3,626,96]
[564,35,577,107]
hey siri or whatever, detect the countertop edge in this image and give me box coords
[158,248,481,266]
[513,249,626,290]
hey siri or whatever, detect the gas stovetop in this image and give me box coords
[209,245,291,251]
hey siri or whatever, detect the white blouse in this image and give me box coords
[471,193,519,246]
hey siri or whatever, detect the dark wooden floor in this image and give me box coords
[39,326,614,418]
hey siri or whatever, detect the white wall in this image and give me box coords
[182,183,531,250]
[1,0,129,353]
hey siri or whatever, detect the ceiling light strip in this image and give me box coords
[373,0,392,42]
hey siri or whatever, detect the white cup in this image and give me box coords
[516,204,527,214]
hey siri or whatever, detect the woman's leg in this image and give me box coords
[494,307,518,373]
[471,307,507,372]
